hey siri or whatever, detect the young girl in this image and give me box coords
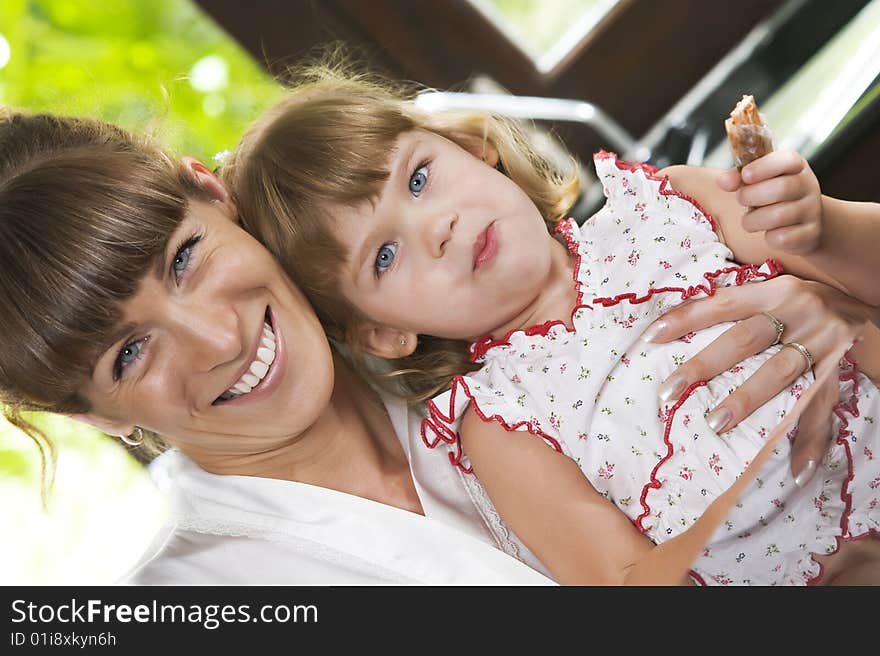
[223,68,880,585]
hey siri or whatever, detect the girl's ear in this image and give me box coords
[356,325,418,359]
[454,133,500,168]
[66,413,134,439]
[180,157,237,219]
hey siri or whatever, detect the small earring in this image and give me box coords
[400,337,407,347]
[119,426,144,447]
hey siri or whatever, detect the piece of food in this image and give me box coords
[725,94,774,168]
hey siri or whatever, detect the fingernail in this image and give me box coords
[706,407,732,433]
[641,320,667,343]
[658,374,686,403]
[794,460,817,488]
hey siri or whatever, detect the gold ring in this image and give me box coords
[781,341,814,374]
[761,311,785,346]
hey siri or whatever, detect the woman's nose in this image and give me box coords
[172,304,242,372]
[420,211,457,258]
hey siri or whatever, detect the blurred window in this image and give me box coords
[470,0,621,74]
[704,0,880,166]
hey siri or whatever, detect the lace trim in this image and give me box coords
[456,467,522,561]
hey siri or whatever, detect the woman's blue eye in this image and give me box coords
[113,338,147,380]
[173,248,190,276]
[171,234,201,282]
[374,242,398,276]
[409,164,428,196]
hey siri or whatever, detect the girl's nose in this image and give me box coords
[421,212,457,258]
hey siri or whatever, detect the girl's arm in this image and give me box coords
[660,156,880,306]
[459,408,693,585]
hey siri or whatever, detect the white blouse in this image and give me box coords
[123,392,553,585]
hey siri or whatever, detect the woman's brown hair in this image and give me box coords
[0,109,211,494]
[223,62,581,401]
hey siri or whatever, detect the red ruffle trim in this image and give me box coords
[805,352,872,585]
[634,379,708,532]
[469,218,589,363]
[435,153,784,475]
[592,260,782,308]
[421,375,565,474]
[470,150,779,362]
[594,150,718,233]
[656,353,868,586]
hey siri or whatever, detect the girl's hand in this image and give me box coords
[642,275,873,487]
[717,150,823,255]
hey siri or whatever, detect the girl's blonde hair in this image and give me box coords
[224,62,580,401]
[0,110,212,491]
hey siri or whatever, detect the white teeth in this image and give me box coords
[221,320,277,401]
[251,360,269,378]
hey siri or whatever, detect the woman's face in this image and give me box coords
[80,197,336,456]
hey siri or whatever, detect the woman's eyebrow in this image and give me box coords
[91,321,137,379]
[149,233,178,281]
[150,217,197,281]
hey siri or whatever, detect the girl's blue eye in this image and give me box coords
[374,242,398,276]
[172,234,201,282]
[113,337,147,381]
[409,164,428,196]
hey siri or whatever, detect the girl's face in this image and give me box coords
[79,197,336,456]
[330,129,558,343]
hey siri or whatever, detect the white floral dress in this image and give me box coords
[422,152,880,585]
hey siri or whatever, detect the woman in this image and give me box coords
[0,109,875,584]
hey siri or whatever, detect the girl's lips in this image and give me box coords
[216,306,286,406]
[473,222,499,270]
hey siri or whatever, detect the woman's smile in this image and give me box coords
[214,305,286,406]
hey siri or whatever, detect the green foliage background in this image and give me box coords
[0,0,588,588]
[3,0,874,584]
[0,0,283,160]
[0,0,283,584]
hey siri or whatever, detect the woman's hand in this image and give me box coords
[716,150,823,256]
[641,275,875,487]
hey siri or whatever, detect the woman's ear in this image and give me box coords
[356,325,418,359]
[454,133,500,168]
[180,157,237,218]
[66,412,134,439]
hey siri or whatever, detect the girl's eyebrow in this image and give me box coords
[395,138,419,186]
[350,212,382,285]
[350,139,420,283]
